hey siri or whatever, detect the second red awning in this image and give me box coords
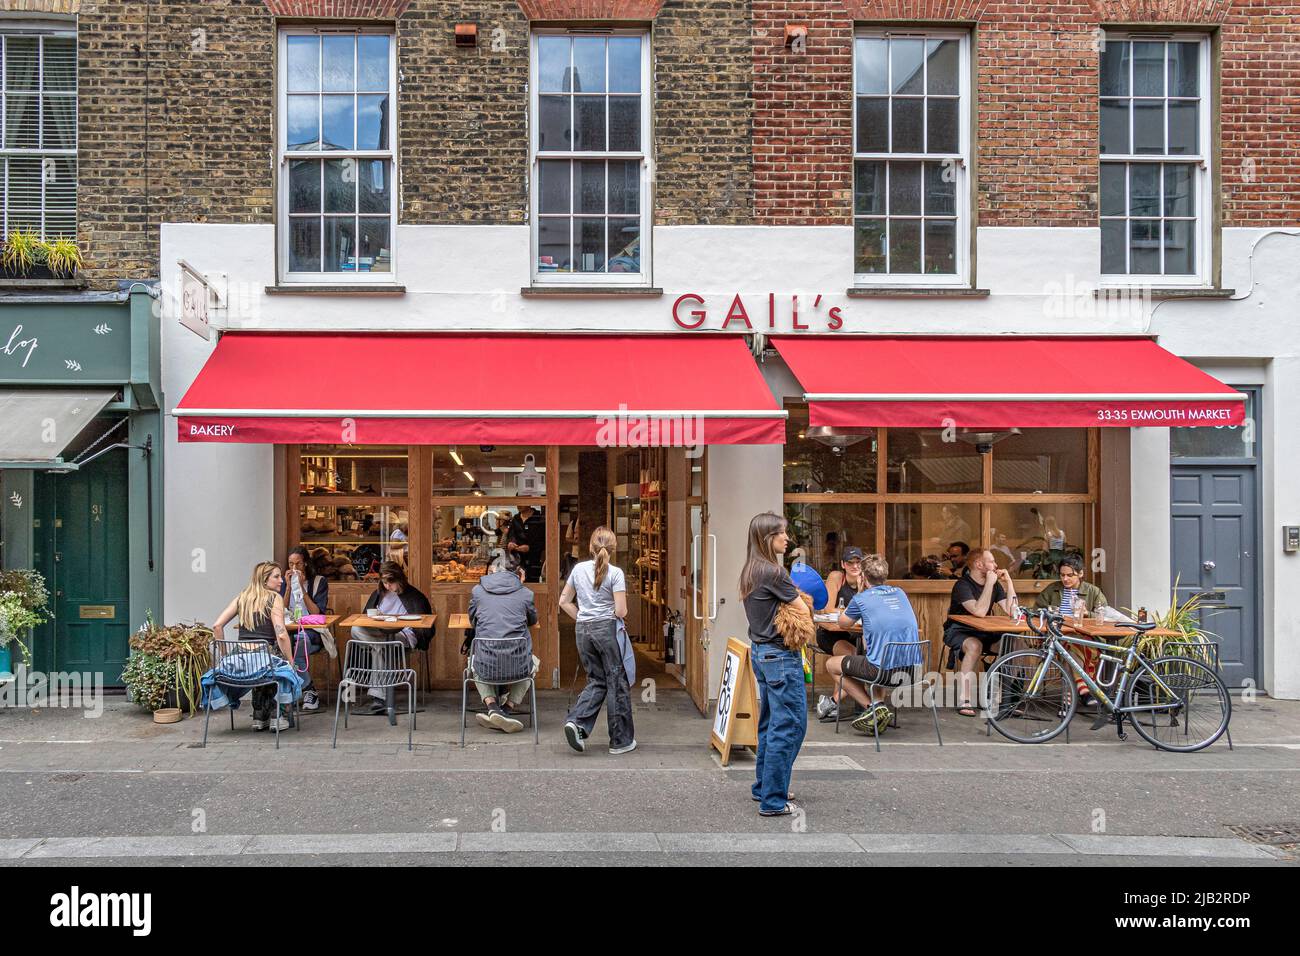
[174,332,786,445]
[772,335,1245,429]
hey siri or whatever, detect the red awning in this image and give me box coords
[772,336,1245,429]
[174,333,785,445]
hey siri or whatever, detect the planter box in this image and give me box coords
[0,263,83,287]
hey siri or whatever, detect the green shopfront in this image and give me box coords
[0,289,162,684]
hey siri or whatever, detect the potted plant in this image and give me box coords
[1,229,84,280]
[123,614,214,715]
[0,569,51,676]
[1136,579,1218,666]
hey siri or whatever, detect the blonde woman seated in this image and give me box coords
[212,562,296,732]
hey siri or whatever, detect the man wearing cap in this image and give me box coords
[814,545,867,721]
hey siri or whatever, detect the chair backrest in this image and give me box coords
[469,635,533,684]
[876,639,930,688]
[209,639,275,685]
[343,638,410,687]
[1159,638,1220,670]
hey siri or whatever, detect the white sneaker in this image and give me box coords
[815,695,839,719]
[250,719,265,732]
[609,739,637,755]
[563,721,586,753]
[265,717,289,731]
[301,691,320,712]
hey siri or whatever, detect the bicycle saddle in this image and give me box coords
[1118,621,1157,632]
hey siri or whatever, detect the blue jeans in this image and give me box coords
[750,644,808,812]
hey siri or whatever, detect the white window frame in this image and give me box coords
[0,24,78,240]
[852,28,971,287]
[529,28,653,288]
[1099,32,1212,288]
[276,26,398,285]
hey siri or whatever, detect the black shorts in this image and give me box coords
[943,626,1001,665]
[816,629,857,656]
[841,655,884,683]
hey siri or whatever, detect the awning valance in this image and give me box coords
[772,336,1245,429]
[0,388,117,469]
[174,333,786,445]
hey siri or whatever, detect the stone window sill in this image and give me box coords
[521,286,663,298]
[1093,287,1236,300]
[846,286,990,299]
[265,284,406,296]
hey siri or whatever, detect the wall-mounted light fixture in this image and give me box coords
[455,23,478,47]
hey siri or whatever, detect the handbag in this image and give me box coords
[774,591,816,650]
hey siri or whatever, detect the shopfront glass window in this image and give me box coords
[992,429,1089,493]
[885,502,978,578]
[887,429,982,493]
[784,503,877,577]
[297,502,407,582]
[433,445,549,496]
[784,404,878,493]
[989,503,1087,578]
[299,445,407,495]
[1170,392,1254,459]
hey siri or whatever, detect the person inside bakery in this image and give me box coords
[506,503,546,583]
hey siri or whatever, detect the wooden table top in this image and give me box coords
[286,614,340,629]
[946,614,1180,640]
[813,614,862,633]
[447,613,471,630]
[337,613,437,630]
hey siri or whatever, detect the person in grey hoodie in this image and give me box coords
[466,551,539,734]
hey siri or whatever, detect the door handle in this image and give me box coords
[691,534,702,621]
[1202,560,1216,572]
[708,533,718,621]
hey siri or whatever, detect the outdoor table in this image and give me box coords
[285,614,340,704]
[336,613,437,713]
[805,614,862,704]
[447,613,471,631]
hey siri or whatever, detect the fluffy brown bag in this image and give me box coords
[774,591,816,650]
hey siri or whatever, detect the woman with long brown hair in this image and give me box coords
[560,526,634,754]
[212,561,295,732]
[740,512,807,816]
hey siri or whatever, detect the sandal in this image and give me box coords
[957,702,979,717]
[758,802,797,817]
[752,791,796,802]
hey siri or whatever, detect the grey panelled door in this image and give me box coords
[1170,465,1257,688]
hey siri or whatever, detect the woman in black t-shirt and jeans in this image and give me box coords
[943,549,1017,716]
[740,512,809,817]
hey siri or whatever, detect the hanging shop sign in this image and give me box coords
[672,293,845,332]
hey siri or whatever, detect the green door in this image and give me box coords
[51,448,130,684]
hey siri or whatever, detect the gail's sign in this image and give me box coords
[671,293,845,332]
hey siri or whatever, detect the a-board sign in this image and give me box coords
[710,636,759,767]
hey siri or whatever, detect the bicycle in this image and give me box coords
[983,608,1231,752]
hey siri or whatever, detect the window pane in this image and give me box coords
[785,503,878,575]
[608,96,640,150]
[324,216,358,272]
[433,446,548,495]
[358,159,391,213]
[989,503,1086,578]
[1132,40,1165,97]
[42,36,77,91]
[992,429,1088,493]
[889,218,921,273]
[926,98,958,153]
[1100,163,1126,216]
[856,97,888,152]
[926,39,958,95]
[289,217,321,272]
[854,160,885,214]
[891,39,925,94]
[322,94,355,150]
[301,445,409,495]
[1129,163,1159,215]
[323,159,356,213]
[889,161,922,214]
[577,160,605,213]
[608,218,640,272]
[538,95,571,151]
[538,36,569,92]
[856,37,888,94]
[575,218,606,272]
[608,36,641,93]
[891,97,923,152]
[572,37,606,93]
[1164,219,1195,275]
[1100,40,1129,96]
[358,35,389,91]
[1168,41,1199,97]
[289,159,321,213]
[4,36,37,90]
[357,217,391,272]
[1133,100,1163,153]
[41,96,76,150]
[1171,393,1254,459]
[924,220,956,274]
[1167,100,1197,155]
[887,429,982,493]
[574,97,606,151]
[886,502,978,578]
[537,218,570,272]
[854,219,887,274]
[6,157,40,220]
[286,35,319,92]
[322,35,355,92]
[1163,163,1193,217]
[286,95,320,150]
[538,160,571,214]
[607,160,639,213]
[1101,219,1127,274]
[1099,99,1129,154]
[43,158,75,238]
[784,405,878,493]
[1130,218,1161,273]
[923,161,956,214]
[5,95,39,149]
[357,94,389,150]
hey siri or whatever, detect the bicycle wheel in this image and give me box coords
[1125,657,1231,753]
[984,650,1076,744]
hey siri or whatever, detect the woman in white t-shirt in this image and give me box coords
[560,527,635,755]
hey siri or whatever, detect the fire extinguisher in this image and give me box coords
[664,613,676,664]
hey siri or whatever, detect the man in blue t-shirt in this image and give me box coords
[828,553,923,736]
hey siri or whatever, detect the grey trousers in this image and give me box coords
[565,619,634,749]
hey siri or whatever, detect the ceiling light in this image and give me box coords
[449,447,464,466]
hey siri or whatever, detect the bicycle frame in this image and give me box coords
[1024,629,1182,716]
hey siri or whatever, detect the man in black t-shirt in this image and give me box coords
[943,549,1017,716]
[506,504,546,582]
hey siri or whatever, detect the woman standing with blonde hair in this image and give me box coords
[212,561,296,731]
[560,526,634,754]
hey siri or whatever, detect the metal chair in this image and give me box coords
[834,640,941,752]
[202,639,299,750]
[332,639,417,751]
[461,635,539,747]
